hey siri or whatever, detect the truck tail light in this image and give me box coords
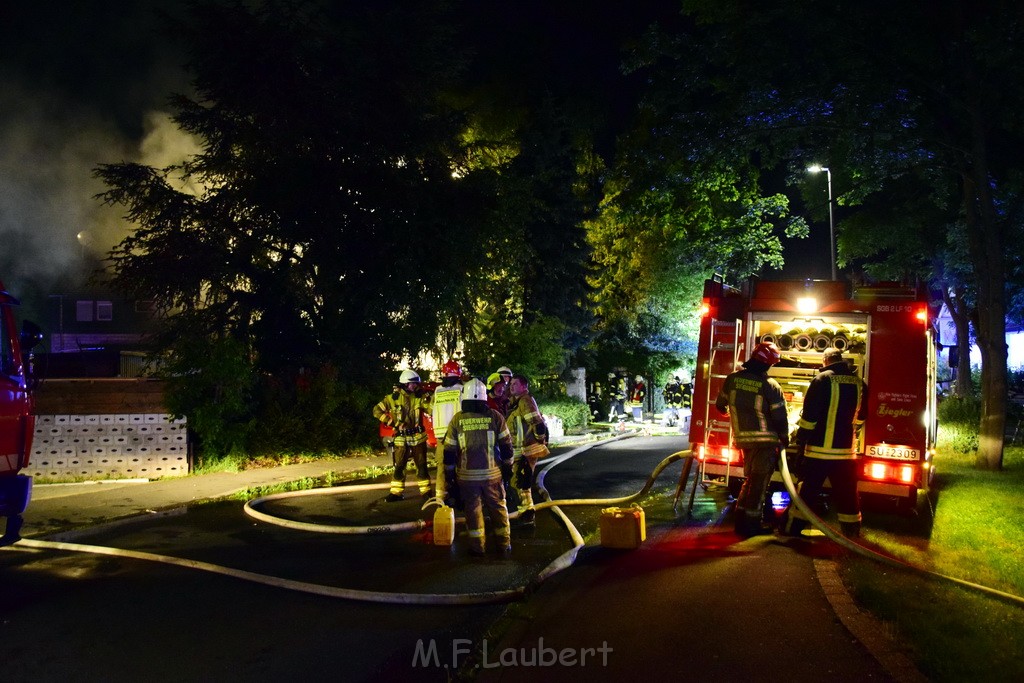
[863,461,918,484]
[697,445,706,461]
[867,462,887,480]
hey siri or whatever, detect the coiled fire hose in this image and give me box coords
[778,448,1024,607]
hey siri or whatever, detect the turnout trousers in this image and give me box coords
[460,478,511,553]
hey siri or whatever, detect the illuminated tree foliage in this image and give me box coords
[606,0,1024,468]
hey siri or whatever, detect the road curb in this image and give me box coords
[814,559,928,683]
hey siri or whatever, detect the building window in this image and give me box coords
[97,301,113,321]
[76,300,93,322]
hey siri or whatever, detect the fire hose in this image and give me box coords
[7,433,676,606]
[778,448,1024,607]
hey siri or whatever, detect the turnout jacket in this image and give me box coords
[715,367,789,447]
[372,388,429,446]
[431,381,462,441]
[506,392,549,459]
[796,361,867,459]
[443,409,514,482]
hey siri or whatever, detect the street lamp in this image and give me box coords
[807,165,836,281]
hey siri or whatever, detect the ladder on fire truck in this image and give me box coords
[685,317,743,516]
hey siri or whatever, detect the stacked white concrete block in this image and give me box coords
[26,414,188,480]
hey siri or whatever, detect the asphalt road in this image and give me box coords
[0,434,897,682]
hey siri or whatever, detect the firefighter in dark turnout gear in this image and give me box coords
[715,342,790,537]
[782,348,867,538]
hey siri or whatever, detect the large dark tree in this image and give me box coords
[97,0,493,381]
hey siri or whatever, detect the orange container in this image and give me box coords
[599,505,646,549]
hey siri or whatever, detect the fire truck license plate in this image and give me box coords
[867,444,919,460]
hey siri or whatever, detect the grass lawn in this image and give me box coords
[845,437,1024,681]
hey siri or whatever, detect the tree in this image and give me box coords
[625,0,1024,469]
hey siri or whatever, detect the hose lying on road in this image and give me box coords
[779,448,1024,608]
[6,431,678,606]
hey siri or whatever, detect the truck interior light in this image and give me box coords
[899,465,915,483]
[796,297,817,314]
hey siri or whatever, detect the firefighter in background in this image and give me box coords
[630,374,647,422]
[588,378,604,421]
[496,366,513,387]
[372,369,432,501]
[507,374,549,526]
[431,360,464,466]
[439,378,515,555]
[715,342,790,537]
[662,376,684,427]
[607,372,627,422]
[486,372,510,417]
[782,347,867,538]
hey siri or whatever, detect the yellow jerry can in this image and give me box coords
[599,504,646,549]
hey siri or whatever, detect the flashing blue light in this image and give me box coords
[771,491,791,509]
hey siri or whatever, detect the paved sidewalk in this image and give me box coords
[22,432,615,539]
[23,452,394,538]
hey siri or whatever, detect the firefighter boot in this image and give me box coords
[779,509,807,537]
[840,521,861,538]
[517,489,536,526]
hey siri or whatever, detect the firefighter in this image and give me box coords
[630,374,647,422]
[372,369,432,501]
[782,347,868,538]
[431,360,463,468]
[506,374,549,526]
[662,376,684,426]
[715,342,790,537]
[607,372,627,422]
[486,372,510,417]
[496,366,513,387]
[439,378,515,555]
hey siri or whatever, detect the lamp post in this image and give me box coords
[807,165,836,281]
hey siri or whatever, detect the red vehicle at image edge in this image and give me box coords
[0,282,42,545]
[690,277,938,515]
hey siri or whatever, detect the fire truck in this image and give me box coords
[690,277,937,514]
[0,281,41,545]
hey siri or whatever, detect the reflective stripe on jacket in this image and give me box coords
[372,389,428,446]
[715,368,788,447]
[507,393,549,458]
[797,361,866,459]
[443,410,513,482]
[431,383,462,440]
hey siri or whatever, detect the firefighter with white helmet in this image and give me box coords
[373,369,432,501]
[440,377,514,555]
[506,374,549,525]
[715,342,790,537]
[630,374,647,422]
[607,372,627,422]
[431,360,464,467]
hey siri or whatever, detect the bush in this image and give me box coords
[937,395,981,425]
[539,396,590,433]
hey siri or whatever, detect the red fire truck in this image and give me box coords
[690,277,937,514]
[0,282,41,545]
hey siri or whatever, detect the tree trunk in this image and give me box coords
[962,103,1006,471]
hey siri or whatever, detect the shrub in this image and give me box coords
[937,395,981,425]
[539,396,590,432]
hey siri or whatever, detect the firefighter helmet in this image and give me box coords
[635,375,643,382]
[399,369,421,384]
[748,342,782,366]
[497,366,513,378]
[441,359,461,378]
[607,372,616,380]
[462,378,487,402]
[486,372,503,390]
